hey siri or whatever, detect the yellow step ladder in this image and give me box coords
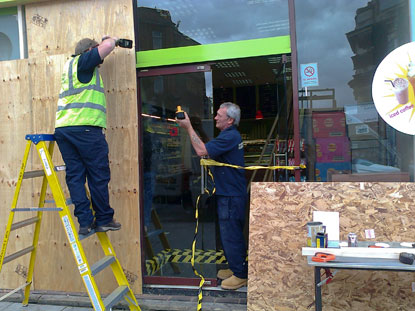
[0,134,140,311]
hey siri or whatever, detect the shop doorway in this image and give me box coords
[138,54,293,287]
[139,64,217,286]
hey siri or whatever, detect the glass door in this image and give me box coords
[138,64,218,286]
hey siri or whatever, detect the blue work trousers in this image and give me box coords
[217,195,248,279]
[54,126,114,227]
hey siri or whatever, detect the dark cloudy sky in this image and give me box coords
[295,0,368,107]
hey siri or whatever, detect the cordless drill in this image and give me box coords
[115,38,133,49]
[176,106,185,120]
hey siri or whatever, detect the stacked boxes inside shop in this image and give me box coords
[312,110,351,181]
[310,103,382,181]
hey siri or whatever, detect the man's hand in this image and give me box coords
[176,111,208,157]
[176,111,192,129]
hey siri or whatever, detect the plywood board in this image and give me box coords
[1,0,141,295]
[248,182,415,311]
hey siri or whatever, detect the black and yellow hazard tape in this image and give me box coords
[145,248,226,276]
[192,177,215,311]
[200,158,306,170]
[147,159,302,310]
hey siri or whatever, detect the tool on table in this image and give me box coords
[306,221,323,247]
[115,38,133,48]
[316,226,328,248]
[399,252,415,265]
[312,252,335,262]
[348,232,358,247]
[176,106,185,120]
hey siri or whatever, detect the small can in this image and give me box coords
[307,221,323,247]
[316,232,326,248]
[348,232,358,247]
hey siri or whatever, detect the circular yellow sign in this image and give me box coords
[372,42,415,135]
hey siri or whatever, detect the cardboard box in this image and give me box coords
[312,111,346,138]
[315,162,351,182]
[344,103,378,125]
[315,137,351,163]
[350,139,386,165]
[347,122,379,140]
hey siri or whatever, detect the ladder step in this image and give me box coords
[44,198,73,205]
[0,282,31,302]
[103,285,129,310]
[12,208,63,212]
[91,255,116,276]
[78,229,96,241]
[23,165,66,179]
[10,217,39,231]
[4,246,34,264]
[145,229,164,238]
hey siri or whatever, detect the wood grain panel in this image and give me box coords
[1,0,140,294]
[248,182,415,311]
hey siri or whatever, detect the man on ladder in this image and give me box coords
[54,35,122,235]
[0,36,140,311]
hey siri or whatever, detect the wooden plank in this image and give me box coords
[0,58,38,290]
[330,172,410,182]
[0,0,141,296]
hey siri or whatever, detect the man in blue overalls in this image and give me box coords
[176,102,248,290]
[54,36,122,236]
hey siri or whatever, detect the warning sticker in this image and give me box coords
[79,263,88,275]
[71,242,83,265]
[83,275,102,311]
[39,148,52,176]
[62,215,75,243]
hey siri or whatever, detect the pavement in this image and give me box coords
[0,287,247,311]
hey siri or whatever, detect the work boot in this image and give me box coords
[78,225,91,236]
[78,222,94,236]
[221,275,247,290]
[95,219,121,232]
[217,269,233,280]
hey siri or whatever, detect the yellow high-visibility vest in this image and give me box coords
[55,55,106,128]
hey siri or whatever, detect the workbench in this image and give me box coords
[303,242,415,311]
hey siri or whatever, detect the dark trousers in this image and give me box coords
[217,195,248,279]
[54,126,114,227]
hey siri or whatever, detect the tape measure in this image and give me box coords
[312,252,336,262]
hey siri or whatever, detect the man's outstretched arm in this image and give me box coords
[176,112,208,157]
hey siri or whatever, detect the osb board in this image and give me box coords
[25,0,135,57]
[248,182,415,311]
[1,0,141,295]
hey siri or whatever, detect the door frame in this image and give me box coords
[137,63,217,287]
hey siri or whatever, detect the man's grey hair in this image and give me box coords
[220,102,241,126]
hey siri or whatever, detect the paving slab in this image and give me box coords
[61,307,93,310]
[0,302,14,311]
[0,302,66,311]
[1,290,247,311]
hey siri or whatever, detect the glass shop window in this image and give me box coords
[0,6,27,61]
[295,0,413,182]
[136,0,289,51]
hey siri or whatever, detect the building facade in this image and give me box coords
[0,0,415,309]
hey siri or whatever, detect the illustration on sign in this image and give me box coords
[300,63,319,88]
[372,42,415,135]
